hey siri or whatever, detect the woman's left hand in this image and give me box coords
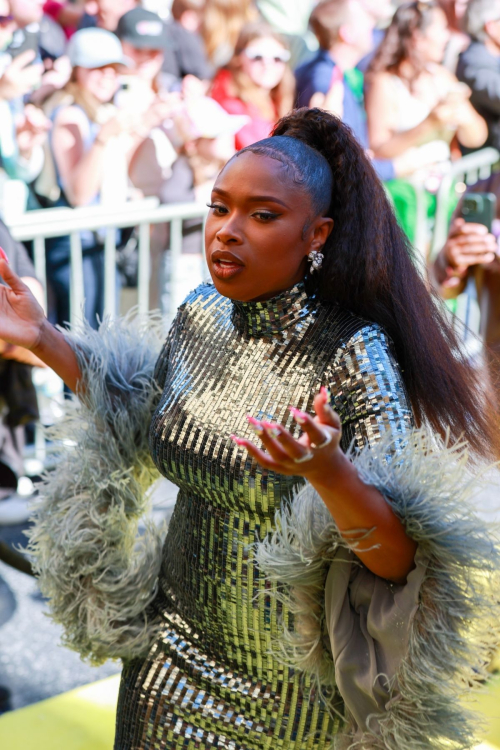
[231,386,345,479]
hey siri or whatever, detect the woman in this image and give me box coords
[0,108,499,749]
[365,1,487,242]
[210,21,295,149]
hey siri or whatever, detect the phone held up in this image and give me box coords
[460,192,496,232]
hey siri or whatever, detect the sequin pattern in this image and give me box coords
[114,283,413,749]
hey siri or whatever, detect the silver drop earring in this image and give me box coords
[308,250,324,273]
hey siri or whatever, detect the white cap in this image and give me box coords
[185,97,250,139]
[67,28,130,69]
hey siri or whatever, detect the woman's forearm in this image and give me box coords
[309,452,418,583]
[370,118,435,159]
[32,319,82,393]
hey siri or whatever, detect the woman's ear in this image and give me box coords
[309,217,334,252]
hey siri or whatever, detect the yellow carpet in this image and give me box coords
[0,674,120,750]
[0,673,498,750]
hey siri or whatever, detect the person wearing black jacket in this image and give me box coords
[457,0,500,151]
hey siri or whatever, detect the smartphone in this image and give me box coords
[460,192,496,232]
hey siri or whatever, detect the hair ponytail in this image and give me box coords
[272,107,500,461]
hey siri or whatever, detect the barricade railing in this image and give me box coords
[6,198,209,326]
[5,199,209,472]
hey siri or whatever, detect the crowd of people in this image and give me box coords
[1,0,500,515]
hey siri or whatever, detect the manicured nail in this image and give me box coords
[320,386,331,402]
[246,416,265,435]
[262,422,281,439]
[289,407,308,425]
[230,434,246,446]
[0,247,9,263]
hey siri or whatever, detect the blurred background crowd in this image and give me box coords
[2,0,500,525]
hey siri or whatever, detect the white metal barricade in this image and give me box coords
[6,199,209,325]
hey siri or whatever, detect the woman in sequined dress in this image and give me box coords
[0,108,499,749]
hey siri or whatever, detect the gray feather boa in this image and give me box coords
[27,313,165,665]
[257,430,500,749]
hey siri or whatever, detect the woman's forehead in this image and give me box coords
[216,150,302,195]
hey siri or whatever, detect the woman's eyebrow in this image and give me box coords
[212,187,289,208]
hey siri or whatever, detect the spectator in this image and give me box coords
[79,0,138,32]
[366,2,486,163]
[210,21,294,149]
[456,0,500,153]
[295,0,416,183]
[164,1,214,84]
[365,1,487,242]
[0,228,43,525]
[116,6,169,109]
[431,181,500,399]
[201,0,258,69]
[44,27,139,327]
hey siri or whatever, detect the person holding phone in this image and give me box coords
[432,182,500,397]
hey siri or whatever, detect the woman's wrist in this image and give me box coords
[307,447,355,492]
[31,317,59,357]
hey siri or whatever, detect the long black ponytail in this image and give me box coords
[270,107,500,461]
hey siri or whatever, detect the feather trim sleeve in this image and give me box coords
[256,430,500,750]
[26,312,170,665]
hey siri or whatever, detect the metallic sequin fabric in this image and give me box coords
[114,283,413,750]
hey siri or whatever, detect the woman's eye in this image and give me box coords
[253,211,279,222]
[207,203,228,215]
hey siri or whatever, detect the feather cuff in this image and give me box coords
[27,313,165,665]
[256,430,500,750]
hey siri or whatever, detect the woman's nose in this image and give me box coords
[215,220,243,244]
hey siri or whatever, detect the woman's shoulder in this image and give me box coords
[176,281,226,318]
[323,305,398,363]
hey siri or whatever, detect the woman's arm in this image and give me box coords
[365,73,439,158]
[234,389,416,584]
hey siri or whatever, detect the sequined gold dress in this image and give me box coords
[112,281,412,750]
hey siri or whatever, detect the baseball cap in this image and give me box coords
[67,28,130,69]
[115,7,167,50]
[185,98,250,139]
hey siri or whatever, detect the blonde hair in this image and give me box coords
[201,0,257,64]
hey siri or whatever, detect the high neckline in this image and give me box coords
[231,282,313,337]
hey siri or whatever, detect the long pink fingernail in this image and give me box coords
[0,247,9,263]
[246,416,265,435]
[230,435,246,446]
[289,407,308,425]
[320,386,331,401]
[261,421,281,439]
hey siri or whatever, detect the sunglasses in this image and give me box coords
[245,49,290,64]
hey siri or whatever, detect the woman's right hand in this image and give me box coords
[0,256,46,352]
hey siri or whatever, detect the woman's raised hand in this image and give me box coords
[231,387,344,480]
[0,254,46,352]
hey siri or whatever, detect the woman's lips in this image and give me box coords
[212,259,245,280]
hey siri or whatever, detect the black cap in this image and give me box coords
[115,7,168,50]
